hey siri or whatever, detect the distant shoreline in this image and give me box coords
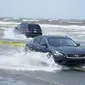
[0,17,85,26]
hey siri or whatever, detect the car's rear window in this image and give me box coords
[28,24,41,30]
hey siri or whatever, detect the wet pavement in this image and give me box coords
[0,44,85,85]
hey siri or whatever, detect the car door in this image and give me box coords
[19,24,25,34]
[20,23,28,34]
[39,37,48,52]
[31,37,48,52]
[31,36,41,51]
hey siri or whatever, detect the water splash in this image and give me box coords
[3,28,27,40]
[0,49,62,72]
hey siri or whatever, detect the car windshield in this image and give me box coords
[47,37,77,47]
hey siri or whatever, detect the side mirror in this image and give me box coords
[76,43,80,46]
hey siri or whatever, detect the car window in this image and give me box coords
[40,37,46,45]
[28,24,41,30]
[20,24,27,28]
[19,23,28,31]
[33,37,41,44]
[48,38,77,47]
[20,24,24,28]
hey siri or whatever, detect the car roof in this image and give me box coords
[38,35,71,39]
[21,22,39,25]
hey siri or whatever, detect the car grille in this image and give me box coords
[67,54,85,58]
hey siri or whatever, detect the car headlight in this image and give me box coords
[53,50,64,56]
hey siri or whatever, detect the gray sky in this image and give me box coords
[0,0,85,19]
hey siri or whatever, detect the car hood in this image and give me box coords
[52,46,85,54]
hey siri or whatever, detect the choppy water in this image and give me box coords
[0,24,85,85]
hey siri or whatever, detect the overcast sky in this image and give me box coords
[0,0,85,19]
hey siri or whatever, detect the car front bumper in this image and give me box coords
[53,55,85,66]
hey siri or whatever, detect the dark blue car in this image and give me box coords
[14,23,42,38]
[25,35,85,67]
